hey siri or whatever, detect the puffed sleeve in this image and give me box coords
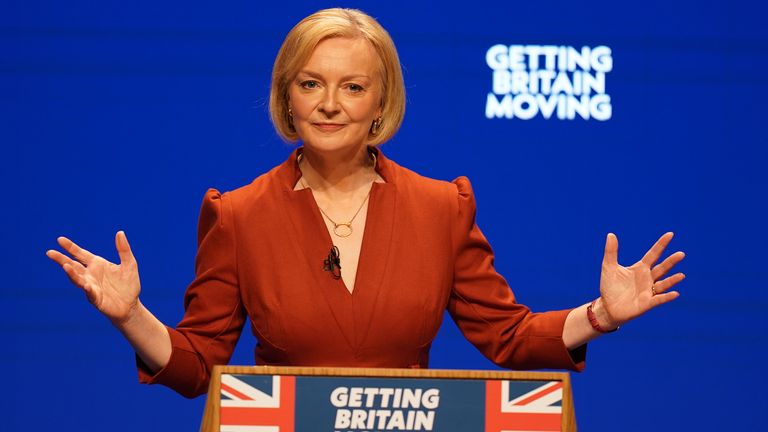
[448,177,586,371]
[137,189,246,397]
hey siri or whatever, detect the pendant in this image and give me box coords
[333,223,353,237]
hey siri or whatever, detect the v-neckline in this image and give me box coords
[278,146,398,349]
[295,176,386,295]
[298,184,377,296]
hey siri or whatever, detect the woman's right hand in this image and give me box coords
[46,231,141,325]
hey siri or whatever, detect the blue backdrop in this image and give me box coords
[2,1,766,430]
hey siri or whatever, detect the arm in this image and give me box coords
[448,177,585,371]
[448,178,686,367]
[48,189,246,397]
[137,189,246,397]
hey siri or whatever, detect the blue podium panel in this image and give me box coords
[219,373,565,432]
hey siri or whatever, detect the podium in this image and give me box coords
[200,366,576,431]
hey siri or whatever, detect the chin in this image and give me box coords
[301,132,368,154]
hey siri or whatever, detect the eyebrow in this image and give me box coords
[296,70,372,81]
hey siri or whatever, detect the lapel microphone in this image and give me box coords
[323,245,342,280]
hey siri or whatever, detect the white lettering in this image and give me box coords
[334,409,351,428]
[493,70,511,94]
[512,93,538,120]
[486,44,509,70]
[376,410,392,429]
[591,46,613,72]
[510,70,529,94]
[421,389,440,410]
[331,387,348,408]
[388,410,406,429]
[485,44,613,121]
[415,411,435,430]
[379,388,394,408]
[582,71,605,95]
[590,94,612,121]
[486,93,514,119]
[348,387,363,408]
[350,409,366,428]
[536,94,559,119]
[362,387,379,408]
[508,45,526,70]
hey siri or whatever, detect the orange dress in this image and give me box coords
[138,148,585,398]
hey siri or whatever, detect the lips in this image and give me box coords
[313,123,346,132]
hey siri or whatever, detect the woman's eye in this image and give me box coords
[348,84,364,92]
[300,80,319,89]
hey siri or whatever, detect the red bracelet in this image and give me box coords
[587,300,619,333]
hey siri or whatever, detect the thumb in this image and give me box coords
[115,231,136,266]
[602,233,619,267]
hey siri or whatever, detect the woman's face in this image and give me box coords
[288,37,383,156]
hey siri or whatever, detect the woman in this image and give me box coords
[46,8,685,398]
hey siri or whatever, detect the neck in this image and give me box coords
[299,145,375,194]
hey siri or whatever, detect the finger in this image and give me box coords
[602,233,619,267]
[61,262,88,289]
[115,231,136,266]
[47,249,89,277]
[47,249,90,286]
[46,249,80,268]
[650,290,680,308]
[62,264,99,304]
[653,272,686,294]
[641,232,674,266]
[57,236,97,265]
[651,251,686,280]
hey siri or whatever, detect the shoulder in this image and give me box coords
[206,163,287,211]
[386,158,475,207]
[384,159,479,250]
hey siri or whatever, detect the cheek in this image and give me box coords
[288,90,314,118]
[346,99,380,121]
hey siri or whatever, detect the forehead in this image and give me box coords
[301,37,381,78]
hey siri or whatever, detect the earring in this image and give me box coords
[287,107,295,130]
[371,117,382,135]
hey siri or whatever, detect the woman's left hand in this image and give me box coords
[598,232,686,328]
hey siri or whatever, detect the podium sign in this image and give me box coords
[201,366,576,432]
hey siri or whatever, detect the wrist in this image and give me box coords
[111,300,144,329]
[587,298,619,333]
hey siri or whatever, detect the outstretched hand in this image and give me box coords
[599,232,686,328]
[46,231,141,325]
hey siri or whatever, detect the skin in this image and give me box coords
[562,232,685,348]
[46,37,686,374]
[46,232,170,371]
[289,37,384,292]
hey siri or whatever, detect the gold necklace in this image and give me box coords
[298,152,377,238]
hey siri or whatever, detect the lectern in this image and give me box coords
[200,366,576,431]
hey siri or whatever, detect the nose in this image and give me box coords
[318,88,340,116]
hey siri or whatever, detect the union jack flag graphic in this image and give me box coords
[485,380,563,432]
[219,374,295,432]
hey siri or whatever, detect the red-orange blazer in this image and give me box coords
[139,148,585,398]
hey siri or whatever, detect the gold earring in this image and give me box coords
[371,117,382,135]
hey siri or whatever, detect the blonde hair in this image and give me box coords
[269,8,405,145]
